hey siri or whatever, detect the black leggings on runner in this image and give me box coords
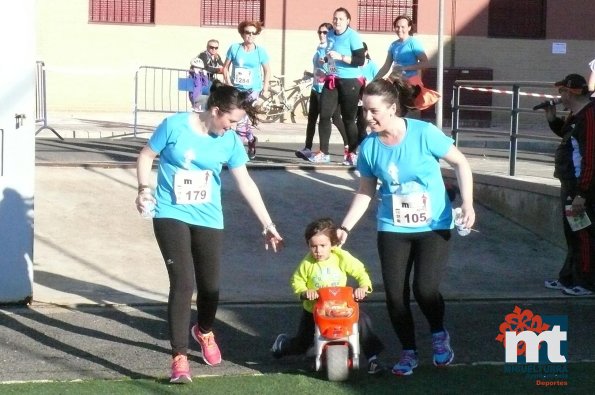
[153,218,223,356]
[377,230,451,350]
[304,89,347,150]
[318,78,362,154]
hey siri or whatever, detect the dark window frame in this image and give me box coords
[357,0,417,33]
[89,0,154,24]
[201,0,265,27]
[488,0,546,39]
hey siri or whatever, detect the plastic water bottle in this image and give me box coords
[140,198,155,219]
[453,207,471,236]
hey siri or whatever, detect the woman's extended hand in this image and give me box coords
[336,227,349,246]
[264,226,284,252]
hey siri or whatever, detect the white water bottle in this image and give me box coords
[453,207,471,236]
[140,198,155,219]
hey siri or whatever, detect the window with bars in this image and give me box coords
[488,0,546,39]
[201,0,264,27]
[89,0,154,24]
[358,0,417,33]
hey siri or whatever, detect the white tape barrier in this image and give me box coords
[460,86,559,100]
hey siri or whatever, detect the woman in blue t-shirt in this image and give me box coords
[135,80,283,384]
[313,7,366,166]
[376,15,429,82]
[338,77,475,377]
[223,20,271,160]
[295,22,348,162]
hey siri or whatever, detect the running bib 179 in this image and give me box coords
[174,169,213,205]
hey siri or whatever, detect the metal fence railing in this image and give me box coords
[133,65,195,137]
[35,61,63,139]
[451,80,562,176]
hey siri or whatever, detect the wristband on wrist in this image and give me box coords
[339,225,350,234]
[262,222,276,236]
[138,184,150,193]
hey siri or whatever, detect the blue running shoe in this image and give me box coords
[432,330,454,366]
[391,350,418,376]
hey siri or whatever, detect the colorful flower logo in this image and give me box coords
[495,306,550,356]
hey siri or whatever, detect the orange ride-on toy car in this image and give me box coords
[313,286,360,381]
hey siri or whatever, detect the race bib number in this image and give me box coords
[174,170,213,205]
[234,67,253,86]
[392,192,432,227]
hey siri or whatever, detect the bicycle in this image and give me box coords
[257,72,313,123]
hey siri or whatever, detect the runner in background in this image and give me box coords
[295,22,348,163]
[223,20,271,160]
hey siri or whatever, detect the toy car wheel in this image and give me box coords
[326,344,349,382]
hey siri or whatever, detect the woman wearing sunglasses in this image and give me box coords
[295,22,348,162]
[223,20,271,160]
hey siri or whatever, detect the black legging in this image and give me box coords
[153,218,223,356]
[304,90,347,150]
[377,230,451,350]
[318,78,362,154]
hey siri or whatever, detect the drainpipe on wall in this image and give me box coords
[450,0,456,67]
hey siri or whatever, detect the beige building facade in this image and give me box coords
[36,0,595,120]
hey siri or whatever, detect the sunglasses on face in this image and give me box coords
[317,30,328,35]
[208,45,218,49]
[244,31,258,35]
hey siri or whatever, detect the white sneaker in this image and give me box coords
[308,151,330,163]
[544,279,566,290]
[562,286,593,296]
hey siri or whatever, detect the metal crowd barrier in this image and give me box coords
[451,80,561,176]
[35,61,63,140]
[133,65,195,137]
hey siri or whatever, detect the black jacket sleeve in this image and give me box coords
[548,117,566,138]
[350,48,366,67]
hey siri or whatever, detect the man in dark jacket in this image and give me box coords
[542,73,595,296]
[197,39,224,82]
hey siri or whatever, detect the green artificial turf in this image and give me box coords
[1,363,594,395]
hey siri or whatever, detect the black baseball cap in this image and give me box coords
[554,73,588,94]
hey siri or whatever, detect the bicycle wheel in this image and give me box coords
[290,95,310,123]
[257,97,284,123]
